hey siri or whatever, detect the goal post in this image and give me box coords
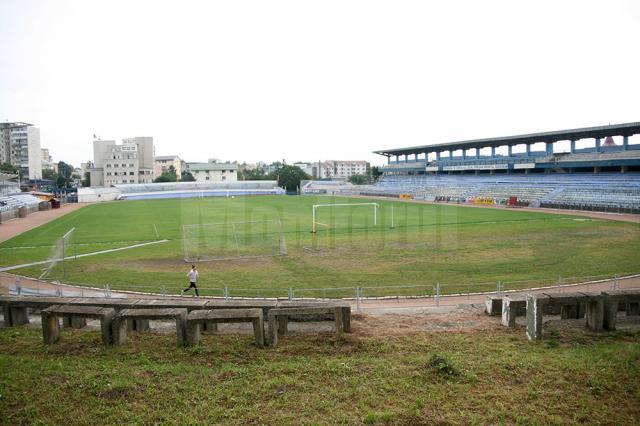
[39,227,76,280]
[311,203,379,233]
[182,219,287,262]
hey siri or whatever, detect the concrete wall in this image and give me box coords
[78,187,121,203]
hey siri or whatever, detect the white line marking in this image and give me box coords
[153,223,160,238]
[0,239,170,272]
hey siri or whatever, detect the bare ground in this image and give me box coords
[0,203,89,244]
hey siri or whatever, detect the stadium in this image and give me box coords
[2,124,640,424]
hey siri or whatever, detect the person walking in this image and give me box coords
[182,265,200,297]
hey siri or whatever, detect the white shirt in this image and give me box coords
[187,269,199,283]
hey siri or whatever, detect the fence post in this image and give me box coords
[15,276,21,295]
[557,275,562,293]
[356,287,361,313]
[161,286,167,296]
[288,287,293,301]
[496,281,501,295]
[224,285,229,300]
[614,274,619,290]
[435,282,440,307]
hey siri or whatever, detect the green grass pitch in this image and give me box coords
[1,195,639,296]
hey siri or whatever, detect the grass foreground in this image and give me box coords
[1,321,639,424]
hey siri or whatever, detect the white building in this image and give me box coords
[186,160,238,182]
[293,162,314,176]
[91,137,155,187]
[154,155,183,178]
[41,148,54,171]
[0,122,42,180]
[314,160,369,179]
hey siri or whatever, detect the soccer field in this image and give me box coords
[1,195,639,297]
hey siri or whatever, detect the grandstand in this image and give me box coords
[78,180,285,202]
[0,193,43,222]
[304,123,640,213]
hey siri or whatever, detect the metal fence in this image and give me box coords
[4,272,637,311]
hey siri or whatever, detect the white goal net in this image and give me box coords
[182,220,287,262]
[39,227,76,280]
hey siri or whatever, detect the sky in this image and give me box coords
[1,0,639,167]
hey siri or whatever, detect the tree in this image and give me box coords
[370,166,382,182]
[348,174,371,185]
[271,165,310,192]
[0,163,19,175]
[42,168,58,180]
[82,171,91,187]
[154,172,177,183]
[239,168,268,180]
[56,161,75,188]
[180,171,196,182]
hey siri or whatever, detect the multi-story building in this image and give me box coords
[293,162,314,176]
[0,122,42,180]
[90,137,155,187]
[41,148,54,171]
[154,155,183,178]
[186,160,238,182]
[314,160,370,179]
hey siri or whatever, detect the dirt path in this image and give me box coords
[0,203,89,244]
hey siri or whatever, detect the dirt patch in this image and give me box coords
[0,203,89,244]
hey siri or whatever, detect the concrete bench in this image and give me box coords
[0,296,77,327]
[267,306,344,348]
[41,305,115,345]
[274,300,352,335]
[186,309,264,347]
[501,295,527,328]
[113,308,188,347]
[526,292,604,341]
[602,289,640,331]
[131,299,208,331]
[485,296,503,316]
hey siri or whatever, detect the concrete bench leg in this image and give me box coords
[560,304,579,320]
[627,302,639,317]
[502,299,517,328]
[100,312,115,345]
[603,295,618,331]
[268,315,278,348]
[176,314,187,347]
[342,307,351,333]
[585,298,604,331]
[10,307,29,326]
[202,322,218,332]
[252,317,265,347]
[334,308,344,338]
[42,312,60,344]
[186,322,201,346]
[2,305,11,327]
[277,316,288,336]
[63,316,87,329]
[112,318,128,346]
[526,295,544,341]
[133,319,150,331]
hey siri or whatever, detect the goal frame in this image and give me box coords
[311,203,379,233]
[182,219,287,262]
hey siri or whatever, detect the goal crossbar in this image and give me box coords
[312,203,379,233]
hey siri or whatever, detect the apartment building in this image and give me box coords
[314,160,370,179]
[0,122,42,179]
[90,137,155,187]
[154,155,183,178]
[186,160,238,182]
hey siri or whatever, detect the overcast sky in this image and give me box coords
[1,0,639,167]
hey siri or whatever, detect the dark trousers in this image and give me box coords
[183,282,199,296]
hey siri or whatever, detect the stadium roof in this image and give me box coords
[373,122,640,156]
